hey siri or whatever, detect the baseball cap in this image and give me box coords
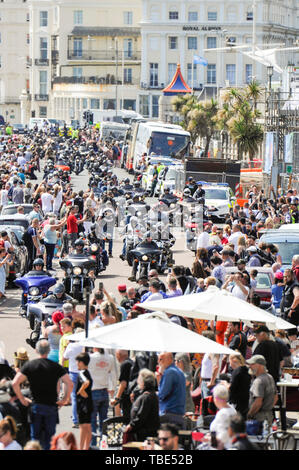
[247,246,257,252]
[117,284,127,293]
[255,325,270,335]
[246,355,267,366]
[274,271,284,280]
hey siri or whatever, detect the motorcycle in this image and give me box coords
[74,157,83,175]
[156,237,176,273]
[14,272,57,329]
[26,297,65,349]
[129,244,162,280]
[59,253,97,302]
[86,240,108,275]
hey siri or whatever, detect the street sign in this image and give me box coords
[286,164,293,174]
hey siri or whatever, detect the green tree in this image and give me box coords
[215,80,264,161]
[172,94,219,156]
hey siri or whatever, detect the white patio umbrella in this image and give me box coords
[141,286,295,330]
[67,311,237,354]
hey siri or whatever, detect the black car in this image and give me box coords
[1,226,28,286]
[12,124,27,134]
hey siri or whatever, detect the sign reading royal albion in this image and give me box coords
[182,26,222,31]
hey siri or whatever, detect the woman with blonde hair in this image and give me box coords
[237,236,247,259]
[228,353,251,419]
[99,300,119,325]
[0,416,22,450]
[53,183,63,216]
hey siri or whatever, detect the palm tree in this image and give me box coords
[187,98,219,155]
[245,79,263,112]
[171,94,197,129]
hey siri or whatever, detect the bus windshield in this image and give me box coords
[101,126,128,140]
[150,132,189,157]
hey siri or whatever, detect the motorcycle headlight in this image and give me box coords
[142,255,148,261]
[73,267,82,275]
[91,244,98,252]
[29,287,40,296]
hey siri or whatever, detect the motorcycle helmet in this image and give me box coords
[183,188,191,197]
[53,283,65,295]
[33,258,44,268]
[75,239,85,248]
[124,178,130,184]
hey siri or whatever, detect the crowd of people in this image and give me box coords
[0,125,298,452]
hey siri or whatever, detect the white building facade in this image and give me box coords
[139,0,299,117]
[27,0,143,123]
[0,0,30,124]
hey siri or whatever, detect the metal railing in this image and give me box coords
[35,58,49,66]
[53,76,139,86]
[34,94,49,101]
[67,50,141,61]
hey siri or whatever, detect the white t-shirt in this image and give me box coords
[88,351,114,390]
[53,190,63,213]
[41,192,53,213]
[0,189,9,207]
[210,405,237,447]
[0,440,22,450]
[231,284,250,301]
[228,231,242,253]
[63,342,83,373]
[196,231,210,249]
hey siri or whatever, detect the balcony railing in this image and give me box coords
[67,50,141,61]
[35,58,49,66]
[34,94,49,101]
[53,75,139,86]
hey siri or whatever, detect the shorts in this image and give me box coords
[77,400,93,424]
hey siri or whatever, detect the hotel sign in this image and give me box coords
[182,26,222,31]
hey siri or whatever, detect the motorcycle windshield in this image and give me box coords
[14,276,56,290]
[130,247,161,258]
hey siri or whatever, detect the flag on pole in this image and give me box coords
[193,55,208,66]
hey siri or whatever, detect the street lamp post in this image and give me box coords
[267,65,274,92]
[115,38,118,118]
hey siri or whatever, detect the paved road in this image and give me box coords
[0,164,195,441]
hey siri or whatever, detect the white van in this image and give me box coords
[28,118,50,130]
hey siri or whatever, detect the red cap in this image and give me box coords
[117,284,127,293]
[52,311,64,324]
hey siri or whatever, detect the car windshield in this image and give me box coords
[2,206,32,215]
[0,219,29,228]
[205,189,228,200]
[10,228,24,243]
[150,132,189,157]
[272,242,299,265]
[256,273,271,289]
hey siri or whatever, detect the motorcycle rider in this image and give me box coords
[87,223,109,270]
[120,216,145,261]
[45,282,73,305]
[20,258,52,311]
[128,232,160,282]
[193,183,206,202]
